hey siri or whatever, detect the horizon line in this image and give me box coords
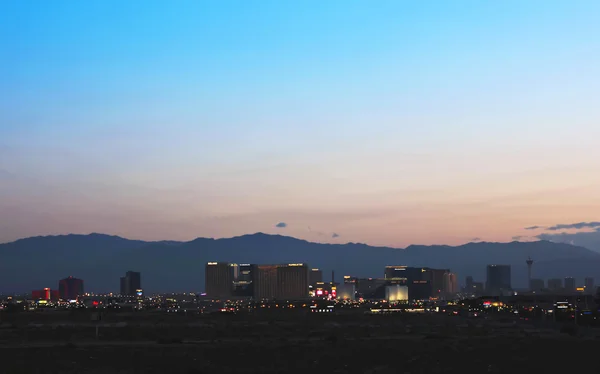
[0,231,549,248]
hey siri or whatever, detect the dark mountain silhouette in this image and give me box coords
[1,233,600,293]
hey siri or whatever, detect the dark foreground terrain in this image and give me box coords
[1,310,599,373]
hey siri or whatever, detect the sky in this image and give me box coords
[1,1,600,248]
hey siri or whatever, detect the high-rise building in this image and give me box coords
[58,276,84,300]
[585,277,595,294]
[253,264,278,300]
[384,266,408,280]
[120,271,141,296]
[276,263,309,300]
[564,277,576,292]
[465,276,474,292]
[547,278,562,291]
[530,278,545,292]
[472,282,484,295]
[443,272,459,296]
[485,265,511,296]
[381,266,449,300]
[237,264,252,282]
[422,268,450,297]
[205,262,234,299]
[526,257,534,288]
[232,263,254,297]
[384,266,422,283]
[310,268,323,285]
[408,280,432,300]
[120,277,126,296]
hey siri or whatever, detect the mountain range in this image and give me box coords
[1,233,600,293]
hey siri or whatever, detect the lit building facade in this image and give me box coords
[384,266,408,280]
[201,262,310,300]
[443,272,459,297]
[337,283,356,301]
[232,263,254,297]
[58,276,84,300]
[205,262,234,299]
[312,281,328,298]
[382,266,452,300]
[31,288,59,300]
[276,263,309,300]
[420,268,450,297]
[385,285,408,302]
[253,264,278,300]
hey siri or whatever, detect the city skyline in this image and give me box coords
[21,260,596,299]
[2,1,600,247]
[1,231,598,294]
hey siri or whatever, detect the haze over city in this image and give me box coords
[2,1,600,248]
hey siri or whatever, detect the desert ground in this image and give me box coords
[1,310,598,373]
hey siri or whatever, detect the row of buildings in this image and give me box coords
[527,276,594,293]
[334,266,459,301]
[464,263,597,296]
[205,263,309,300]
[205,262,459,301]
[31,276,85,301]
[30,271,142,301]
[30,259,596,301]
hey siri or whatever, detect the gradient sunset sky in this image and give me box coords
[1,1,599,246]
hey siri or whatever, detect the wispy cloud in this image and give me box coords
[332,233,340,238]
[471,237,481,241]
[275,222,287,228]
[536,230,600,250]
[511,235,538,242]
[546,222,600,231]
[524,226,543,230]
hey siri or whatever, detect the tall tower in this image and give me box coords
[526,257,534,289]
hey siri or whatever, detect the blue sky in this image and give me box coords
[1,1,600,247]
